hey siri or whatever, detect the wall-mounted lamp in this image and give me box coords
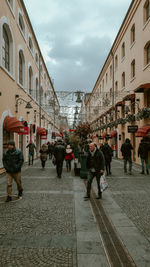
[15,95,33,113]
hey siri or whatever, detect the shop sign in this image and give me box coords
[40,134,47,140]
[128,125,138,133]
[18,127,29,135]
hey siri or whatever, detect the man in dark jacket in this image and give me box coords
[138,138,150,174]
[84,142,105,200]
[53,139,66,178]
[101,140,113,176]
[121,138,133,174]
[26,141,36,165]
[3,140,24,202]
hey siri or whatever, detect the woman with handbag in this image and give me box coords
[39,144,48,169]
[65,145,75,172]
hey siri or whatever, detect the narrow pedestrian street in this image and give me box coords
[0,159,150,267]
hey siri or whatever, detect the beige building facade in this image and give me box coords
[0,0,60,171]
[86,0,150,164]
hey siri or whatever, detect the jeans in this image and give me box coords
[141,158,149,172]
[56,161,63,177]
[6,172,23,196]
[87,171,101,197]
[124,157,132,172]
[29,152,34,165]
[66,160,71,170]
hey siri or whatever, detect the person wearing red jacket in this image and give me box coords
[65,145,75,172]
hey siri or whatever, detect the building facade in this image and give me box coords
[86,0,150,164]
[0,0,60,171]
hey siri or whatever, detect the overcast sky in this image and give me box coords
[24,0,132,94]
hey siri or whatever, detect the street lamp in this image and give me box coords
[15,95,33,113]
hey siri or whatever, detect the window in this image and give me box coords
[106,73,108,83]
[2,26,10,71]
[40,87,44,105]
[115,55,118,70]
[29,66,33,95]
[110,88,112,99]
[144,0,150,23]
[147,90,150,107]
[110,65,112,79]
[29,36,33,53]
[7,0,14,10]
[131,59,135,79]
[35,53,39,64]
[121,42,125,59]
[36,78,39,101]
[102,79,104,89]
[131,24,135,45]
[115,81,118,97]
[144,41,150,65]
[19,50,25,86]
[19,13,25,36]
[122,72,125,88]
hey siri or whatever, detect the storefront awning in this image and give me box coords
[136,125,150,137]
[3,116,24,133]
[102,133,107,138]
[37,126,46,135]
[123,93,135,101]
[134,83,150,93]
[115,101,125,106]
[110,131,117,137]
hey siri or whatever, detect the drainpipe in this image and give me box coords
[39,53,41,149]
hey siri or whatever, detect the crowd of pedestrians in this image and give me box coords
[2,136,150,202]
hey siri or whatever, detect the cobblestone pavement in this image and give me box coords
[0,160,77,267]
[106,159,150,241]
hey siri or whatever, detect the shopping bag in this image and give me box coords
[100,173,108,192]
[52,156,56,166]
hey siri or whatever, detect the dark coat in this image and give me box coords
[39,145,48,162]
[3,148,24,173]
[101,143,113,163]
[86,148,105,172]
[138,140,150,159]
[54,143,66,162]
[121,139,133,159]
[26,143,36,154]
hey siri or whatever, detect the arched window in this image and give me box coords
[144,0,150,24]
[115,81,118,97]
[115,55,118,70]
[36,78,39,101]
[122,72,125,88]
[40,87,44,105]
[29,36,33,53]
[2,26,10,71]
[121,42,125,59]
[144,41,150,65]
[29,66,33,95]
[19,13,25,36]
[19,50,25,86]
[131,59,135,78]
[131,24,135,45]
[35,52,39,64]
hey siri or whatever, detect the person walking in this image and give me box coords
[2,140,24,202]
[65,145,75,172]
[101,140,113,176]
[26,141,36,165]
[39,144,48,169]
[84,142,105,200]
[121,138,133,174]
[138,137,150,174]
[53,139,66,178]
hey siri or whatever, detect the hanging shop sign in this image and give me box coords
[18,127,29,135]
[128,125,138,133]
[40,134,47,140]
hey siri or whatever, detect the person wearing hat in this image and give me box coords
[65,145,75,172]
[53,139,66,178]
[2,140,24,202]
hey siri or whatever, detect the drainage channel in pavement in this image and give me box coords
[83,180,136,267]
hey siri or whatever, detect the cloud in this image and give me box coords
[24,0,132,92]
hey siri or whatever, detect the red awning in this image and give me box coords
[102,133,107,138]
[134,83,150,93]
[37,126,46,135]
[123,93,135,101]
[110,131,117,137]
[115,101,125,106]
[3,116,24,133]
[136,125,150,137]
